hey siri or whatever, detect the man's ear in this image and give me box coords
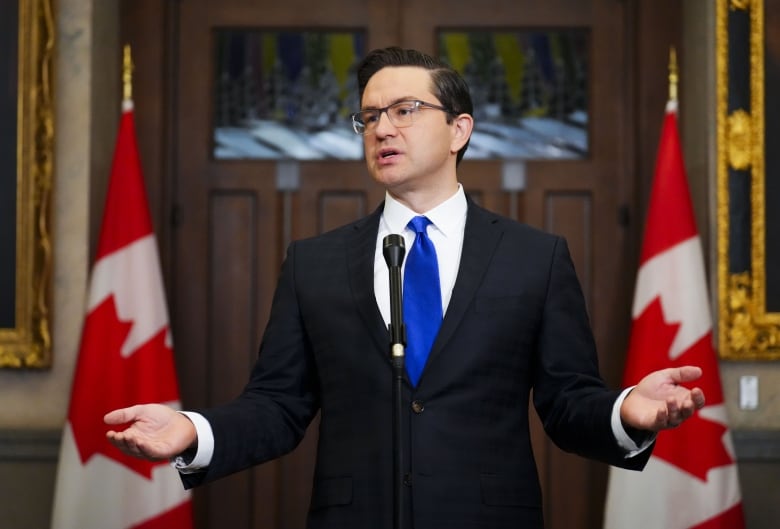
[450,113,474,154]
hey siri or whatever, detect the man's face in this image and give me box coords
[360,66,462,202]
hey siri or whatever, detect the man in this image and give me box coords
[106,47,705,529]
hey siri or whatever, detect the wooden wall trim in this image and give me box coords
[0,429,60,460]
[733,430,780,461]
[1,428,777,462]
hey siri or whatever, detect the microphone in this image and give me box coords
[382,234,406,350]
[383,234,405,268]
[383,233,406,529]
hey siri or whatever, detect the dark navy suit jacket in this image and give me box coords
[182,200,651,528]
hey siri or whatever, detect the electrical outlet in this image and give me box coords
[739,375,759,410]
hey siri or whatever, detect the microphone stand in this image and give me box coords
[383,234,406,529]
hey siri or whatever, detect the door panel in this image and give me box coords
[120,1,682,528]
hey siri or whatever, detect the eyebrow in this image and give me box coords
[360,96,419,111]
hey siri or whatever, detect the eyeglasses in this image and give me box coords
[351,99,454,135]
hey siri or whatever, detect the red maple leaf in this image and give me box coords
[69,295,181,479]
[626,297,734,481]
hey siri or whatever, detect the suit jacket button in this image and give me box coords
[411,400,425,414]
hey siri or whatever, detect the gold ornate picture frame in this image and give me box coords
[717,0,780,359]
[0,0,55,368]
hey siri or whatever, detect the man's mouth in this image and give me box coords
[379,148,399,159]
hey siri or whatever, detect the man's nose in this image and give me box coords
[373,110,398,136]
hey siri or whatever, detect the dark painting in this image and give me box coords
[1,0,18,328]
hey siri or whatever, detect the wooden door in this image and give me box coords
[121,1,681,528]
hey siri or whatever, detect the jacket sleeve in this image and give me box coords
[181,241,321,489]
[531,236,651,470]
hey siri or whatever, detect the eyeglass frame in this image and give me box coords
[350,99,456,135]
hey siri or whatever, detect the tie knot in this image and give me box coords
[408,215,432,234]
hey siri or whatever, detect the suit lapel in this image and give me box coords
[425,201,503,372]
[346,206,390,359]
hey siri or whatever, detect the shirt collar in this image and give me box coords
[382,184,467,238]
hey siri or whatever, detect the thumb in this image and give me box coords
[669,365,703,384]
[104,405,142,425]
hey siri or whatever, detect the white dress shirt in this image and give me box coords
[374,185,468,324]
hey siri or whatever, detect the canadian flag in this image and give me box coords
[51,99,194,529]
[603,101,744,528]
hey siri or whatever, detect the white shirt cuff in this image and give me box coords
[611,386,656,457]
[169,411,215,474]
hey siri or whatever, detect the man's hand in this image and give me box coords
[105,404,197,461]
[621,366,706,432]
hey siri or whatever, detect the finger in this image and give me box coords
[666,398,682,427]
[679,402,696,421]
[691,388,706,409]
[679,389,705,418]
[121,434,163,461]
[115,437,138,457]
[106,431,133,454]
[654,407,669,430]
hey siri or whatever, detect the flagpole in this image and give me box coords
[123,44,133,103]
[668,46,678,104]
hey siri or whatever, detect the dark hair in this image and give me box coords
[356,47,473,165]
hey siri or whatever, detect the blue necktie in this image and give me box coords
[403,216,442,386]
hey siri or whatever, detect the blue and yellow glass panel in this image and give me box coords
[213,30,365,160]
[438,29,589,160]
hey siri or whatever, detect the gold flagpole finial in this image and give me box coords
[668,46,678,103]
[122,44,133,102]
